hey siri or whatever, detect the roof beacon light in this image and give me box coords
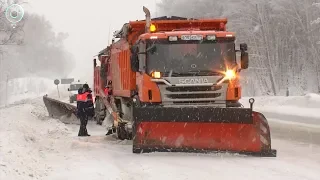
[150,24,156,32]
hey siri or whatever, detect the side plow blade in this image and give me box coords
[132,106,277,157]
[43,95,79,124]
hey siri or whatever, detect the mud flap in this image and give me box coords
[43,95,79,124]
[132,106,276,157]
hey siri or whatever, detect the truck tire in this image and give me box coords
[117,123,132,140]
[117,123,127,140]
[132,146,150,154]
[132,146,142,153]
[94,98,106,125]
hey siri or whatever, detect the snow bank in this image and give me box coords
[0,77,61,107]
[240,93,320,124]
[0,99,72,179]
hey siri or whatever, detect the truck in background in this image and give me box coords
[67,81,83,103]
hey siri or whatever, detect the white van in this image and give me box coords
[67,83,83,103]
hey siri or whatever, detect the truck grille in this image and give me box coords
[167,93,221,99]
[158,84,227,104]
[166,86,222,92]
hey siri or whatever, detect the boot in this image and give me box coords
[106,126,116,136]
[78,125,87,136]
[78,132,87,136]
[106,129,113,136]
[84,127,90,136]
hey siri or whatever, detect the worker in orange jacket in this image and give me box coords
[76,84,94,136]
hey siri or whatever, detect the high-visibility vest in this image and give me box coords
[104,87,109,95]
[77,92,92,102]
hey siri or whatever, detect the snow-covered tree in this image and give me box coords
[0,2,74,81]
[11,14,75,78]
[0,0,25,48]
[157,0,320,96]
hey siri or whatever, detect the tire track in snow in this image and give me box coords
[269,119,320,145]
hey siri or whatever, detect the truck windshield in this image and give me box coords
[70,84,83,91]
[146,40,236,76]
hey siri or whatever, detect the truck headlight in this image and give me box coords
[151,71,161,78]
[225,70,236,80]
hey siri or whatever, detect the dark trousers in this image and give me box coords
[78,115,89,136]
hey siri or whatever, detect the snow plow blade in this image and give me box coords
[132,106,277,157]
[43,95,79,124]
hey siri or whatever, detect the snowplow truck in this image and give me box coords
[93,6,277,157]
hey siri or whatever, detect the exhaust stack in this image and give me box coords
[143,6,151,33]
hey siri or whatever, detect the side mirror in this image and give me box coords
[240,43,248,51]
[93,59,97,67]
[241,52,249,69]
[105,64,109,73]
[130,46,139,72]
[67,88,70,91]
[130,46,135,54]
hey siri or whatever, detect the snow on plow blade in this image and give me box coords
[132,106,277,157]
[43,95,79,124]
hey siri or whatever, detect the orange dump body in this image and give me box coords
[93,65,101,97]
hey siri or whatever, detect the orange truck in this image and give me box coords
[92,6,277,156]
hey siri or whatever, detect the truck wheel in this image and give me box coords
[132,146,142,154]
[132,146,150,153]
[94,114,102,125]
[94,99,104,125]
[96,118,103,125]
[117,123,128,140]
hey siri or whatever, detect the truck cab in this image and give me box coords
[129,17,249,108]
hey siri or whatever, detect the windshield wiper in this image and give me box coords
[185,71,221,76]
[163,71,183,77]
[162,71,221,77]
[146,44,156,53]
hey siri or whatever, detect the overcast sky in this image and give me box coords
[24,0,157,83]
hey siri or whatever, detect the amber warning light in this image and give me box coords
[150,24,156,32]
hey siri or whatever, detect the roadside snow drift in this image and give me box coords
[0,77,56,107]
[0,99,72,179]
[240,93,320,125]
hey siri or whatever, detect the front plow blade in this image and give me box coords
[43,95,79,124]
[132,106,277,157]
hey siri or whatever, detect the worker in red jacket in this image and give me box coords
[76,84,94,136]
[104,80,112,102]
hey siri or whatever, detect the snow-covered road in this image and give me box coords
[1,97,320,180]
